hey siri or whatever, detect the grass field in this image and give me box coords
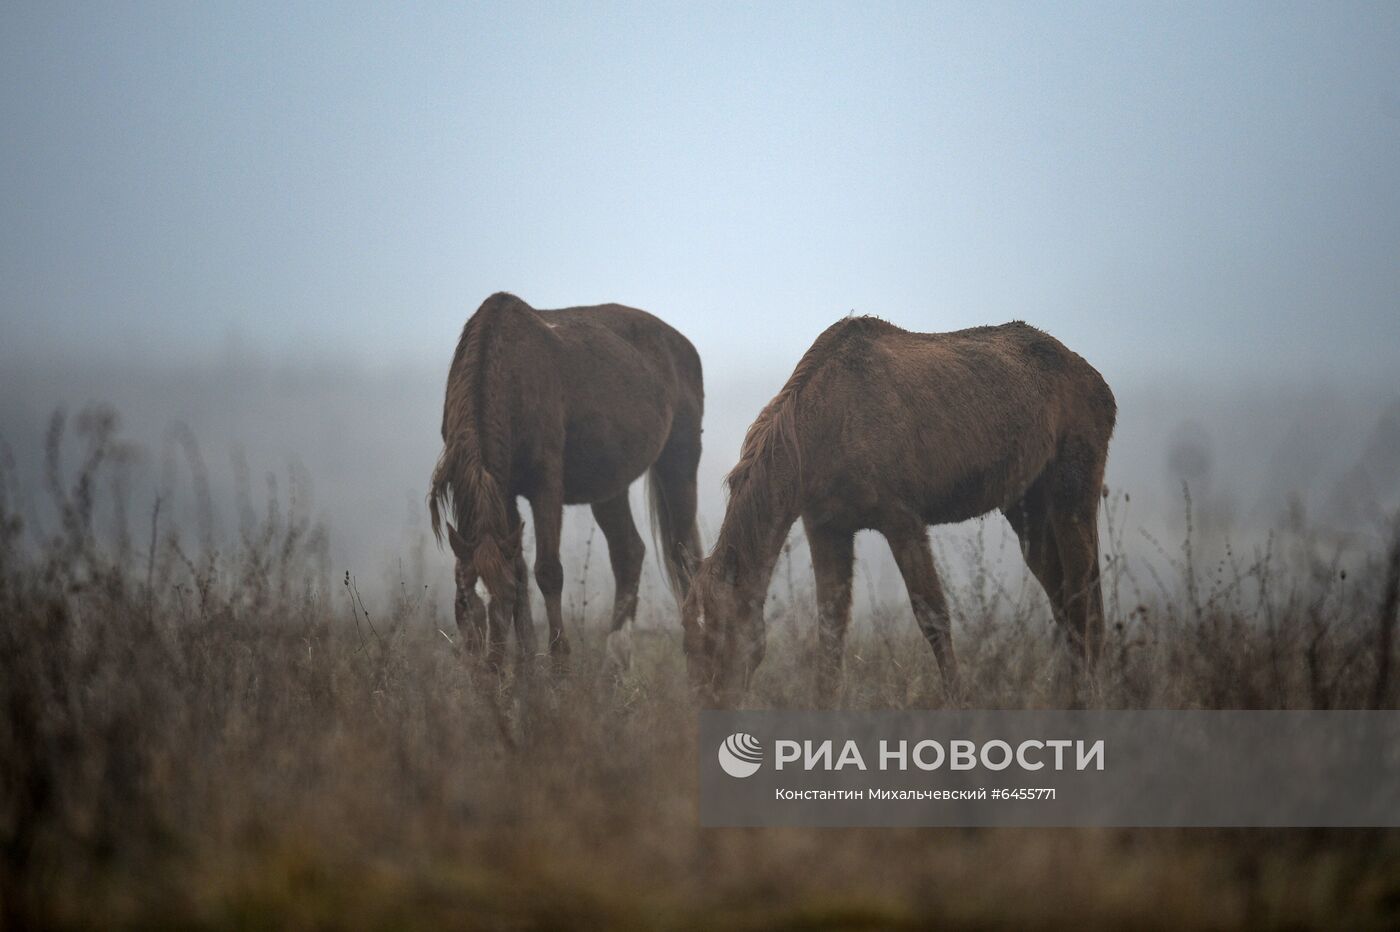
[3,410,1399,930]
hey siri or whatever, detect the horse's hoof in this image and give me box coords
[548,636,571,674]
[605,625,634,672]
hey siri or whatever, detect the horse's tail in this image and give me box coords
[646,465,701,604]
[429,450,449,543]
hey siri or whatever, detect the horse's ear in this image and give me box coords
[446,523,472,562]
[501,523,525,560]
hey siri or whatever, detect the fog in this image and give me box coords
[3,349,1396,619]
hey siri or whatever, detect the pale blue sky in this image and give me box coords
[3,2,1398,385]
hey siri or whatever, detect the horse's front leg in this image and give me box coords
[505,500,538,662]
[511,549,538,661]
[528,487,569,669]
[885,522,961,700]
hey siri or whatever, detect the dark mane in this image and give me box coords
[725,315,887,495]
[719,315,890,558]
[428,293,520,566]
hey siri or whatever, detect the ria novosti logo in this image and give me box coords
[718,733,763,778]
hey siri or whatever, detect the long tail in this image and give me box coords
[428,449,451,543]
[646,466,701,604]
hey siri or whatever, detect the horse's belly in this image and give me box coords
[920,481,1012,525]
[560,409,670,504]
[919,449,1052,524]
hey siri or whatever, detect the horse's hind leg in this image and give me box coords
[806,518,854,707]
[1003,477,1068,633]
[592,492,646,633]
[1044,441,1108,667]
[884,523,960,695]
[649,408,702,600]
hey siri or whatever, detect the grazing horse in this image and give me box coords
[682,315,1116,704]
[429,292,703,669]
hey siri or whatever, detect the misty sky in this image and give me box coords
[3,2,1398,386]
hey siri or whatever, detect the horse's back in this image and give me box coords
[797,317,1114,524]
[541,303,702,395]
[821,318,1111,441]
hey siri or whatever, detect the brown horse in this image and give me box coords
[429,292,703,669]
[682,315,1116,704]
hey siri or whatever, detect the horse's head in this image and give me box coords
[446,520,523,658]
[681,546,764,705]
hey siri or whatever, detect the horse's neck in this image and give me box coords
[716,479,798,594]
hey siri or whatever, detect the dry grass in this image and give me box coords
[3,408,1400,930]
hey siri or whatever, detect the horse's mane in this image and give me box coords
[721,315,886,556]
[428,293,519,576]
